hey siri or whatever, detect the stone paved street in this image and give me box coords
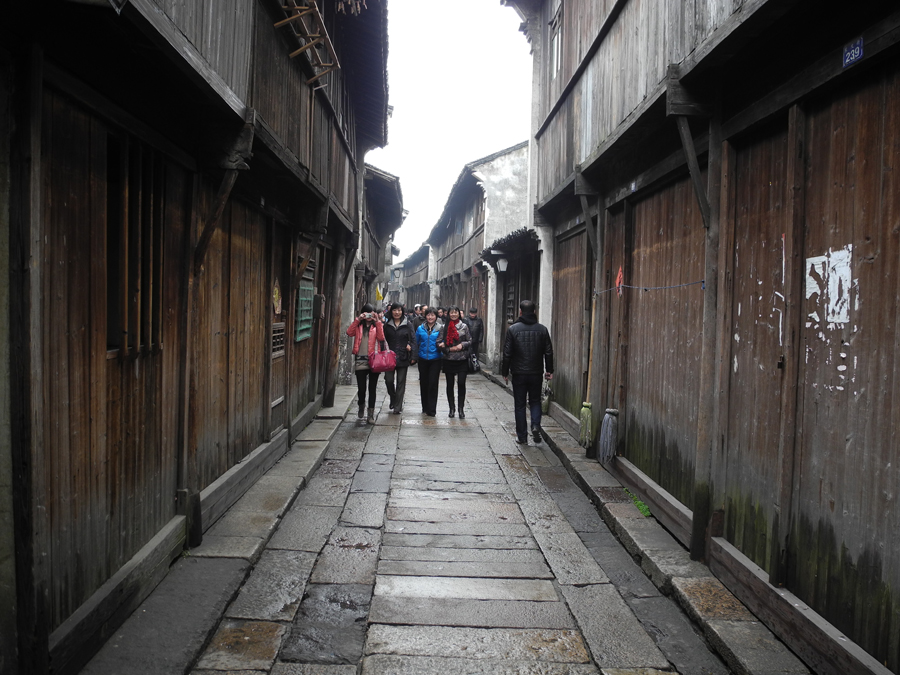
[190,371,732,675]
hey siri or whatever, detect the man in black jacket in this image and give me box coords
[465,307,484,357]
[501,300,554,444]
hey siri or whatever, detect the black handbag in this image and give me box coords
[468,351,481,373]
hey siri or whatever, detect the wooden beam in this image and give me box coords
[193,119,255,275]
[323,231,348,407]
[579,194,597,259]
[722,9,900,140]
[47,518,186,675]
[770,104,807,585]
[666,64,711,117]
[289,37,324,59]
[43,63,197,171]
[10,43,50,675]
[676,116,711,229]
[709,537,894,675]
[307,66,337,85]
[690,102,723,562]
[608,457,693,547]
[123,0,246,120]
[274,9,313,27]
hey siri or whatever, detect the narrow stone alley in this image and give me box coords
[82,371,806,675]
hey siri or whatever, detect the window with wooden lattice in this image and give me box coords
[295,260,316,341]
[272,322,286,357]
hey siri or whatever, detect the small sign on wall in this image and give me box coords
[843,37,863,68]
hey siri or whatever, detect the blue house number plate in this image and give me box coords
[843,38,863,68]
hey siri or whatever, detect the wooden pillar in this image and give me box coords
[323,226,346,407]
[9,43,50,673]
[177,174,202,547]
[770,104,807,584]
[690,102,723,561]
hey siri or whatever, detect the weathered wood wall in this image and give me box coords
[190,196,268,487]
[153,0,254,102]
[784,65,900,665]
[536,0,742,204]
[37,87,187,629]
[594,58,900,670]
[551,227,590,414]
[622,175,705,508]
[718,119,789,568]
[250,1,358,221]
[433,206,485,283]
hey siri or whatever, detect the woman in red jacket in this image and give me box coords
[346,302,386,424]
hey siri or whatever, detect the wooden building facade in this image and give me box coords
[427,142,529,365]
[356,164,404,310]
[1,1,388,673]
[508,0,900,672]
[396,244,431,310]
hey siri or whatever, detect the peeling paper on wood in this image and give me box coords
[805,245,855,327]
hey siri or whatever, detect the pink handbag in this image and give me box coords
[369,341,397,373]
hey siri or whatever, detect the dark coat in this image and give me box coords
[439,319,471,362]
[466,315,484,345]
[501,313,554,377]
[383,316,417,365]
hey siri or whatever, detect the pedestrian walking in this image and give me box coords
[383,302,417,414]
[438,306,471,418]
[346,303,386,424]
[415,307,443,417]
[501,299,554,443]
[466,307,484,357]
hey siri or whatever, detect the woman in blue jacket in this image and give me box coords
[416,307,442,416]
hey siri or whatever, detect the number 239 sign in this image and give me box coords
[843,37,863,68]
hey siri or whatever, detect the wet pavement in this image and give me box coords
[190,371,730,675]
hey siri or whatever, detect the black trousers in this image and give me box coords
[417,359,442,415]
[355,369,381,409]
[384,365,409,410]
[512,373,543,440]
[443,360,468,409]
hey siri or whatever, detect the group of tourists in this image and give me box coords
[346,298,552,446]
[345,302,484,422]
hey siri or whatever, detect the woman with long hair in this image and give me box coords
[437,305,472,418]
[415,307,443,417]
[383,302,417,414]
[346,302,385,424]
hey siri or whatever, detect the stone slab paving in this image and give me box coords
[361,655,601,674]
[363,624,593,663]
[81,558,249,675]
[374,574,559,601]
[379,544,547,562]
[368,596,576,629]
[227,550,317,622]
[388,488,517,504]
[338,492,387,528]
[293,475,352,508]
[376,559,554,578]
[181,374,751,675]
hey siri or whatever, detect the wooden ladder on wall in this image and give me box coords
[274,0,342,84]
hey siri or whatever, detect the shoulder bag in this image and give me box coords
[369,340,397,373]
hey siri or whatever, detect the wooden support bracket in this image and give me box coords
[667,65,712,230]
[676,116,711,229]
[575,170,599,259]
[666,64,711,117]
[193,113,256,275]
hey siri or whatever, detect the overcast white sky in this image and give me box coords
[365,0,533,260]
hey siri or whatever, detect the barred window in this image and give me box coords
[295,259,316,341]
